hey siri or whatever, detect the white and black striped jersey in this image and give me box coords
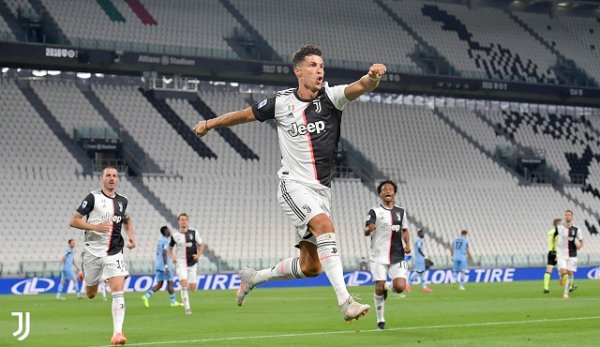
[76,190,130,257]
[170,229,203,267]
[555,225,583,258]
[251,82,350,187]
[365,204,409,265]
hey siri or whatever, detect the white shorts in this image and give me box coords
[557,257,577,272]
[83,251,129,286]
[277,180,331,247]
[370,261,408,282]
[176,263,198,285]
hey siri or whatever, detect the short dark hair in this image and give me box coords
[292,44,322,66]
[160,226,169,236]
[461,230,469,236]
[68,239,74,244]
[377,180,397,194]
[565,209,573,215]
[99,166,117,178]
[553,218,561,227]
[177,213,188,221]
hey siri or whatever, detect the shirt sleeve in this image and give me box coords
[365,209,376,226]
[576,228,583,241]
[169,236,176,248]
[251,97,276,122]
[401,210,409,229]
[326,84,350,110]
[195,230,203,245]
[76,193,94,216]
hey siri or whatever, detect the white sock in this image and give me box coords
[316,233,350,306]
[111,291,125,335]
[101,283,107,299]
[563,277,570,295]
[421,273,428,288]
[253,257,306,285]
[181,287,190,311]
[374,294,385,323]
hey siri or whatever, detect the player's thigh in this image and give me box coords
[278,180,331,246]
[102,252,129,284]
[176,264,189,282]
[557,257,568,272]
[567,258,577,272]
[389,261,408,280]
[187,265,198,290]
[83,252,103,287]
[370,262,388,282]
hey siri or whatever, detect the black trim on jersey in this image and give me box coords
[303,89,342,187]
[251,97,276,122]
[107,194,128,256]
[76,193,95,217]
[365,209,376,227]
[389,207,406,264]
[567,226,579,257]
[185,229,199,267]
[280,181,305,220]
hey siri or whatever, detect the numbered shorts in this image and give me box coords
[176,263,198,285]
[557,257,577,272]
[370,261,408,282]
[83,251,129,286]
[277,180,331,247]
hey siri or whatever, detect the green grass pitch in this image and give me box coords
[0,280,598,347]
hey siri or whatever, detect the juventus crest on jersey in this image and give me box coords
[76,190,129,257]
[365,205,409,265]
[251,82,350,187]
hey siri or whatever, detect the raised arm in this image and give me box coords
[344,64,387,102]
[193,107,256,137]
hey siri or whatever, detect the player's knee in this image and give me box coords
[393,284,405,293]
[302,263,322,277]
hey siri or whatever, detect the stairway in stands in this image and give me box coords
[140,89,218,159]
[18,82,92,173]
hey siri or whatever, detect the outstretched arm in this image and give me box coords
[193,107,256,137]
[344,64,387,102]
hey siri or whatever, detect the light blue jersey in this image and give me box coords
[62,249,74,272]
[414,237,426,272]
[60,248,76,281]
[155,236,173,272]
[453,236,469,272]
[453,237,469,261]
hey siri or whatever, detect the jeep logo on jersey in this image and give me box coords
[288,121,326,137]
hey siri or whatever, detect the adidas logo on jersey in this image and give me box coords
[288,121,326,137]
